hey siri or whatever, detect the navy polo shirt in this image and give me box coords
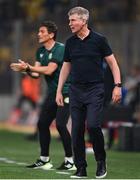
[64,30,113,85]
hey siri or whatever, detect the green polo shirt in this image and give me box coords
[36,42,69,96]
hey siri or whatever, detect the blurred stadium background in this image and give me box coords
[0,0,140,179]
[0,0,140,121]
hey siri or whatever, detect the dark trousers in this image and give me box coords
[37,94,72,157]
[69,84,106,168]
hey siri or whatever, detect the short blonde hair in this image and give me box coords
[68,6,89,22]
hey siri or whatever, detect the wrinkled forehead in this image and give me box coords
[69,13,83,20]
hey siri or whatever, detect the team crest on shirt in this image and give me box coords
[64,97,69,104]
[40,53,44,58]
[48,53,52,59]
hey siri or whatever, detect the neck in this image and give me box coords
[77,25,90,40]
[44,39,56,50]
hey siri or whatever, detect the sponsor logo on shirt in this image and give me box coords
[64,97,69,104]
[48,53,52,60]
[40,53,44,58]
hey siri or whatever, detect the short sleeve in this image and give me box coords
[36,48,41,62]
[49,45,65,65]
[64,40,71,62]
[100,36,113,58]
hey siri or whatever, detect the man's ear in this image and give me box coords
[49,32,54,39]
[81,19,86,26]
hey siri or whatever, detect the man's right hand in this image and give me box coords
[56,91,64,106]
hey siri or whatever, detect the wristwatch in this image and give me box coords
[26,65,31,72]
[114,83,122,87]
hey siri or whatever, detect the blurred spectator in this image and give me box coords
[133,105,140,124]
[8,74,41,125]
[124,64,140,109]
[106,64,140,149]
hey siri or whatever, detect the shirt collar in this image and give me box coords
[74,28,93,40]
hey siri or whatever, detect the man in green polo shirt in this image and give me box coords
[10,21,75,170]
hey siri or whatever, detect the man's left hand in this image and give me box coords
[112,87,122,103]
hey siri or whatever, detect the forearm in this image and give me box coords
[105,54,121,84]
[28,62,57,76]
[105,54,122,103]
[110,61,121,84]
[29,66,50,75]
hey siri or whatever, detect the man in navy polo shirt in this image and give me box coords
[56,7,122,179]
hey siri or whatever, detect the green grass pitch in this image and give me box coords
[0,130,140,179]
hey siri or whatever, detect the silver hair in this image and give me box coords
[68,6,89,22]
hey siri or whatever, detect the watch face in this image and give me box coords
[64,97,69,104]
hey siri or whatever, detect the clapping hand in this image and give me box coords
[10,59,28,72]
